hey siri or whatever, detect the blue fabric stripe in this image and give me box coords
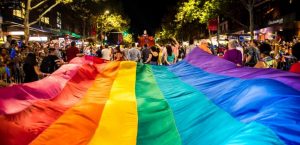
[168,60,300,145]
[151,65,284,145]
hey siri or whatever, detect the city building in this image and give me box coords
[0,0,85,44]
[218,0,299,41]
[254,0,299,41]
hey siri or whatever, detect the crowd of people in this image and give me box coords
[0,34,299,87]
[219,38,300,73]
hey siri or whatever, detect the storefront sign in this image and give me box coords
[8,31,24,35]
[208,18,218,31]
[268,18,283,25]
[29,36,48,42]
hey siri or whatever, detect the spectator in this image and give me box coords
[199,39,212,54]
[255,43,276,68]
[141,44,150,64]
[66,41,83,62]
[244,40,260,67]
[123,44,130,60]
[114,46,124,61]
[290,43,300,73]
[0,49,9,81]
[156,44,165,65]
[171,37,180,62]
[223,40,243,66]
[164,45,175,65]
[4,35,12,49]
[40,48,61,74]
[9,40,18,60]
[101,45,111,61]
[23,53,48,83]
[128,43,141,62]
[186,38,196,55]
[178,45,186,61]
[54,43,62,58]
[96,45,103,58]
[145,46,159,65]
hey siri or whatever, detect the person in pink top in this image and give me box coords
[171,37,179,63]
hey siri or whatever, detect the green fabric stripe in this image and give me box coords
[135,64,182,145]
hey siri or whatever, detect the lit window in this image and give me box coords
[13,2,25,18]
[41,17,50,24]
[13,10,22,18]
[45,17,49,24]
[57,12,62,28]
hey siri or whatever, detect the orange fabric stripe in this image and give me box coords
[30,62,121,145]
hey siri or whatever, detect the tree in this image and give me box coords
[175,0,256,40]
[69,0,102,38]
[174,0,217,40]
[24,0,72,44]
[239,0,255,40]
[155,1,183,43]
[155,25,175,42]
[96,12,129,43]
[175,0,220,26]
[123,33,133,45]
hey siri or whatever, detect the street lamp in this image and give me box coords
[102,10,109,44]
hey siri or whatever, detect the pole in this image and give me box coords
[209,29,212,45]
[217,16,220,47]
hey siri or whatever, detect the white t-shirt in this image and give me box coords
[101,48,111,61]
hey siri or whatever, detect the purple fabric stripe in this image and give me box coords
[185,47,300,91]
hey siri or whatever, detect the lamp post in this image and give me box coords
[102,10,109,44]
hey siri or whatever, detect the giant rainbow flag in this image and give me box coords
[0,47,300,145]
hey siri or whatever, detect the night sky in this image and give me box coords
[121,0,179,37]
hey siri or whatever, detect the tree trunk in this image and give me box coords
[217,16,220,46]
[249,7,254,40]
[24,0,31,45]
[83,19,86,39]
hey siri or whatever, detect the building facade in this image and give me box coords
[218,0,300,41]
[254,0,299,41]
[0,0,85,43]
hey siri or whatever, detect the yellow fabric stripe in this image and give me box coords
[88,61,138,145]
